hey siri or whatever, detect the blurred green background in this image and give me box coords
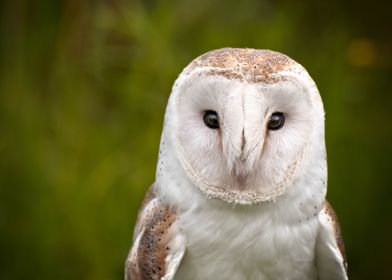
[0,0,391,279]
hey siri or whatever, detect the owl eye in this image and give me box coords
[203,110,220,129]
[267,112,285,130]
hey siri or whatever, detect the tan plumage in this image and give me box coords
[126,185,184,280]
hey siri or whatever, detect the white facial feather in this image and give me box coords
[157,51,325,204]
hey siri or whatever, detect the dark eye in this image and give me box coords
[203,110,220,129]
[267,112,285,130]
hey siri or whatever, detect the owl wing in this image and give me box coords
[315,200,348,280]
[125,185,186,280]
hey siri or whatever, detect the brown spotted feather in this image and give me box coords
[323,201,348,269]
[186,48,295,84]
[127,185,178,280]
[132,186,157,240]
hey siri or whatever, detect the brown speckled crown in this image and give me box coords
[186,48,296,83]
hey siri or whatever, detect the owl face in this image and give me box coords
[165,49,324,204]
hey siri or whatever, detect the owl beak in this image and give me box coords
[240,129,246,161]
[232,124,265,184]
[231,129,255,184]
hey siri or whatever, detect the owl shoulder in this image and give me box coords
[316,200,348,279]
[125,184,186,280]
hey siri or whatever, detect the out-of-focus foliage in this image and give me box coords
[0,0,391,279]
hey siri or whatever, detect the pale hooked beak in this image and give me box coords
[224,124,265,183]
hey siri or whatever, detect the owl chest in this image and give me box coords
[175,205,319,280]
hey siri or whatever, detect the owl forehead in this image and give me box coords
[185,48,296,84]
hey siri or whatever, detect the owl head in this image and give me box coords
[158,48,326,205]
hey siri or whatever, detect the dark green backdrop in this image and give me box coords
[1,0,391,279]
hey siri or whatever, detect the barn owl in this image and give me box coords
[125,48,348,280]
